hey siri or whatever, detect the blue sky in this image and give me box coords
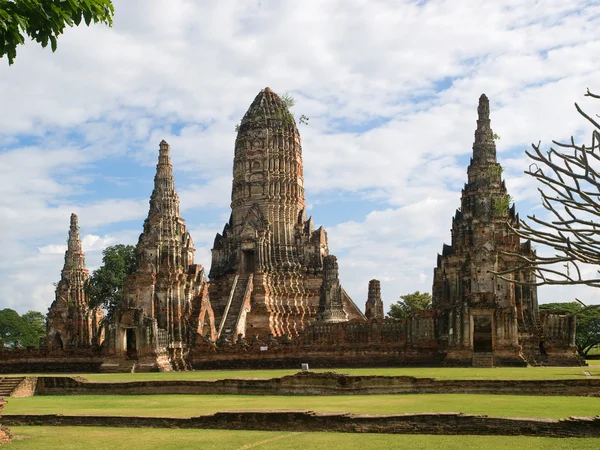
[2,0,600,315]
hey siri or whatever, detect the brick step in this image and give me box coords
[100,362,137,373]
[0,377,25,397]
[472,352,494,368]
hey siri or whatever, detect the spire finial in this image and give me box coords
[472,93,496,162]
[70,213,78,228]
[478,94,490,121]
[148,139,179,218]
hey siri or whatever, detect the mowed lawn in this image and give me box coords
[5,393,600,418]
[15,362,599,382]
[6,427,600,450]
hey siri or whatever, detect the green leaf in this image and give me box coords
[82,9,92,26]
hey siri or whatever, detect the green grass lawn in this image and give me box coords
[14,362,599,382]
[5,393,600,419]
[6,426,600,450]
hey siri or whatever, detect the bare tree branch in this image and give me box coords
[495,90,600,287]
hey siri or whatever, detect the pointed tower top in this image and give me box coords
[238,88,296,132]
[68,213,80,242]
[472,93,496,163]
[62,212,86,276]
[478,94,489,120]
[148,140,179,218]
[157,140,172,168]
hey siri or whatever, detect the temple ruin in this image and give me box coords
[32,91,580,373]
[46,214,103,349]
[208,88,364,341]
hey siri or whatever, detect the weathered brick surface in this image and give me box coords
[0,425,10,445]
[0,356,103,374]
[33,373,600,397]
[10,377,37,398]
[2,411,600,438]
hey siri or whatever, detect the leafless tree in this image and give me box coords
[496,89,600,287]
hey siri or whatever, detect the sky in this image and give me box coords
[2,0,600,316]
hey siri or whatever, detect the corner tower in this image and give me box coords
[432,95,538,366]
[210,88,364,339]
[47,214,103,348]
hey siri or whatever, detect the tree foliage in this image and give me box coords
[388,291,432,321]
[0,0,115,65]
[86,244,136,322]
[539,301,600,356]
[0,308,46,348]
[497,89,600,287]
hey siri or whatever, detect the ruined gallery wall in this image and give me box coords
[189,314,441,369]
[32,374,600,397]
[3,411,600,438]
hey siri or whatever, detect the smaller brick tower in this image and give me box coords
[432,94,539,367]
[317,255,348,323]
[365,279,384,320]
[47,214,103,348]
[106,141,215,371]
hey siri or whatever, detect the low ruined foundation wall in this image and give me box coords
[33,373,600,397]
[0,358,103,374]
[190,350,443,370]
[2,411,600,438]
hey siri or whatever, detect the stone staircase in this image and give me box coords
[0,377,25,398]
[472,352,494,368]
[219,275,251,341]
[99,360,137,373]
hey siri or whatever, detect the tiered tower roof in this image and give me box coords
[60,213,88,285]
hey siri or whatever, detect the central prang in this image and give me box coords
[209,88,364,341]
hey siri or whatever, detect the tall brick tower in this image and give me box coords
[209,88,364,339]
[46,214,103,348]
[432,94,538,366]
[107,141,214,371]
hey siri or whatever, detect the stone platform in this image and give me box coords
[16,372,600,397]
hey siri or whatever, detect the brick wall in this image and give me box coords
[33,372,600,397]
[2,411,600,438]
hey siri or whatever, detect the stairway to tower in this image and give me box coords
[218,274,253,341]
[0,377,25,398]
